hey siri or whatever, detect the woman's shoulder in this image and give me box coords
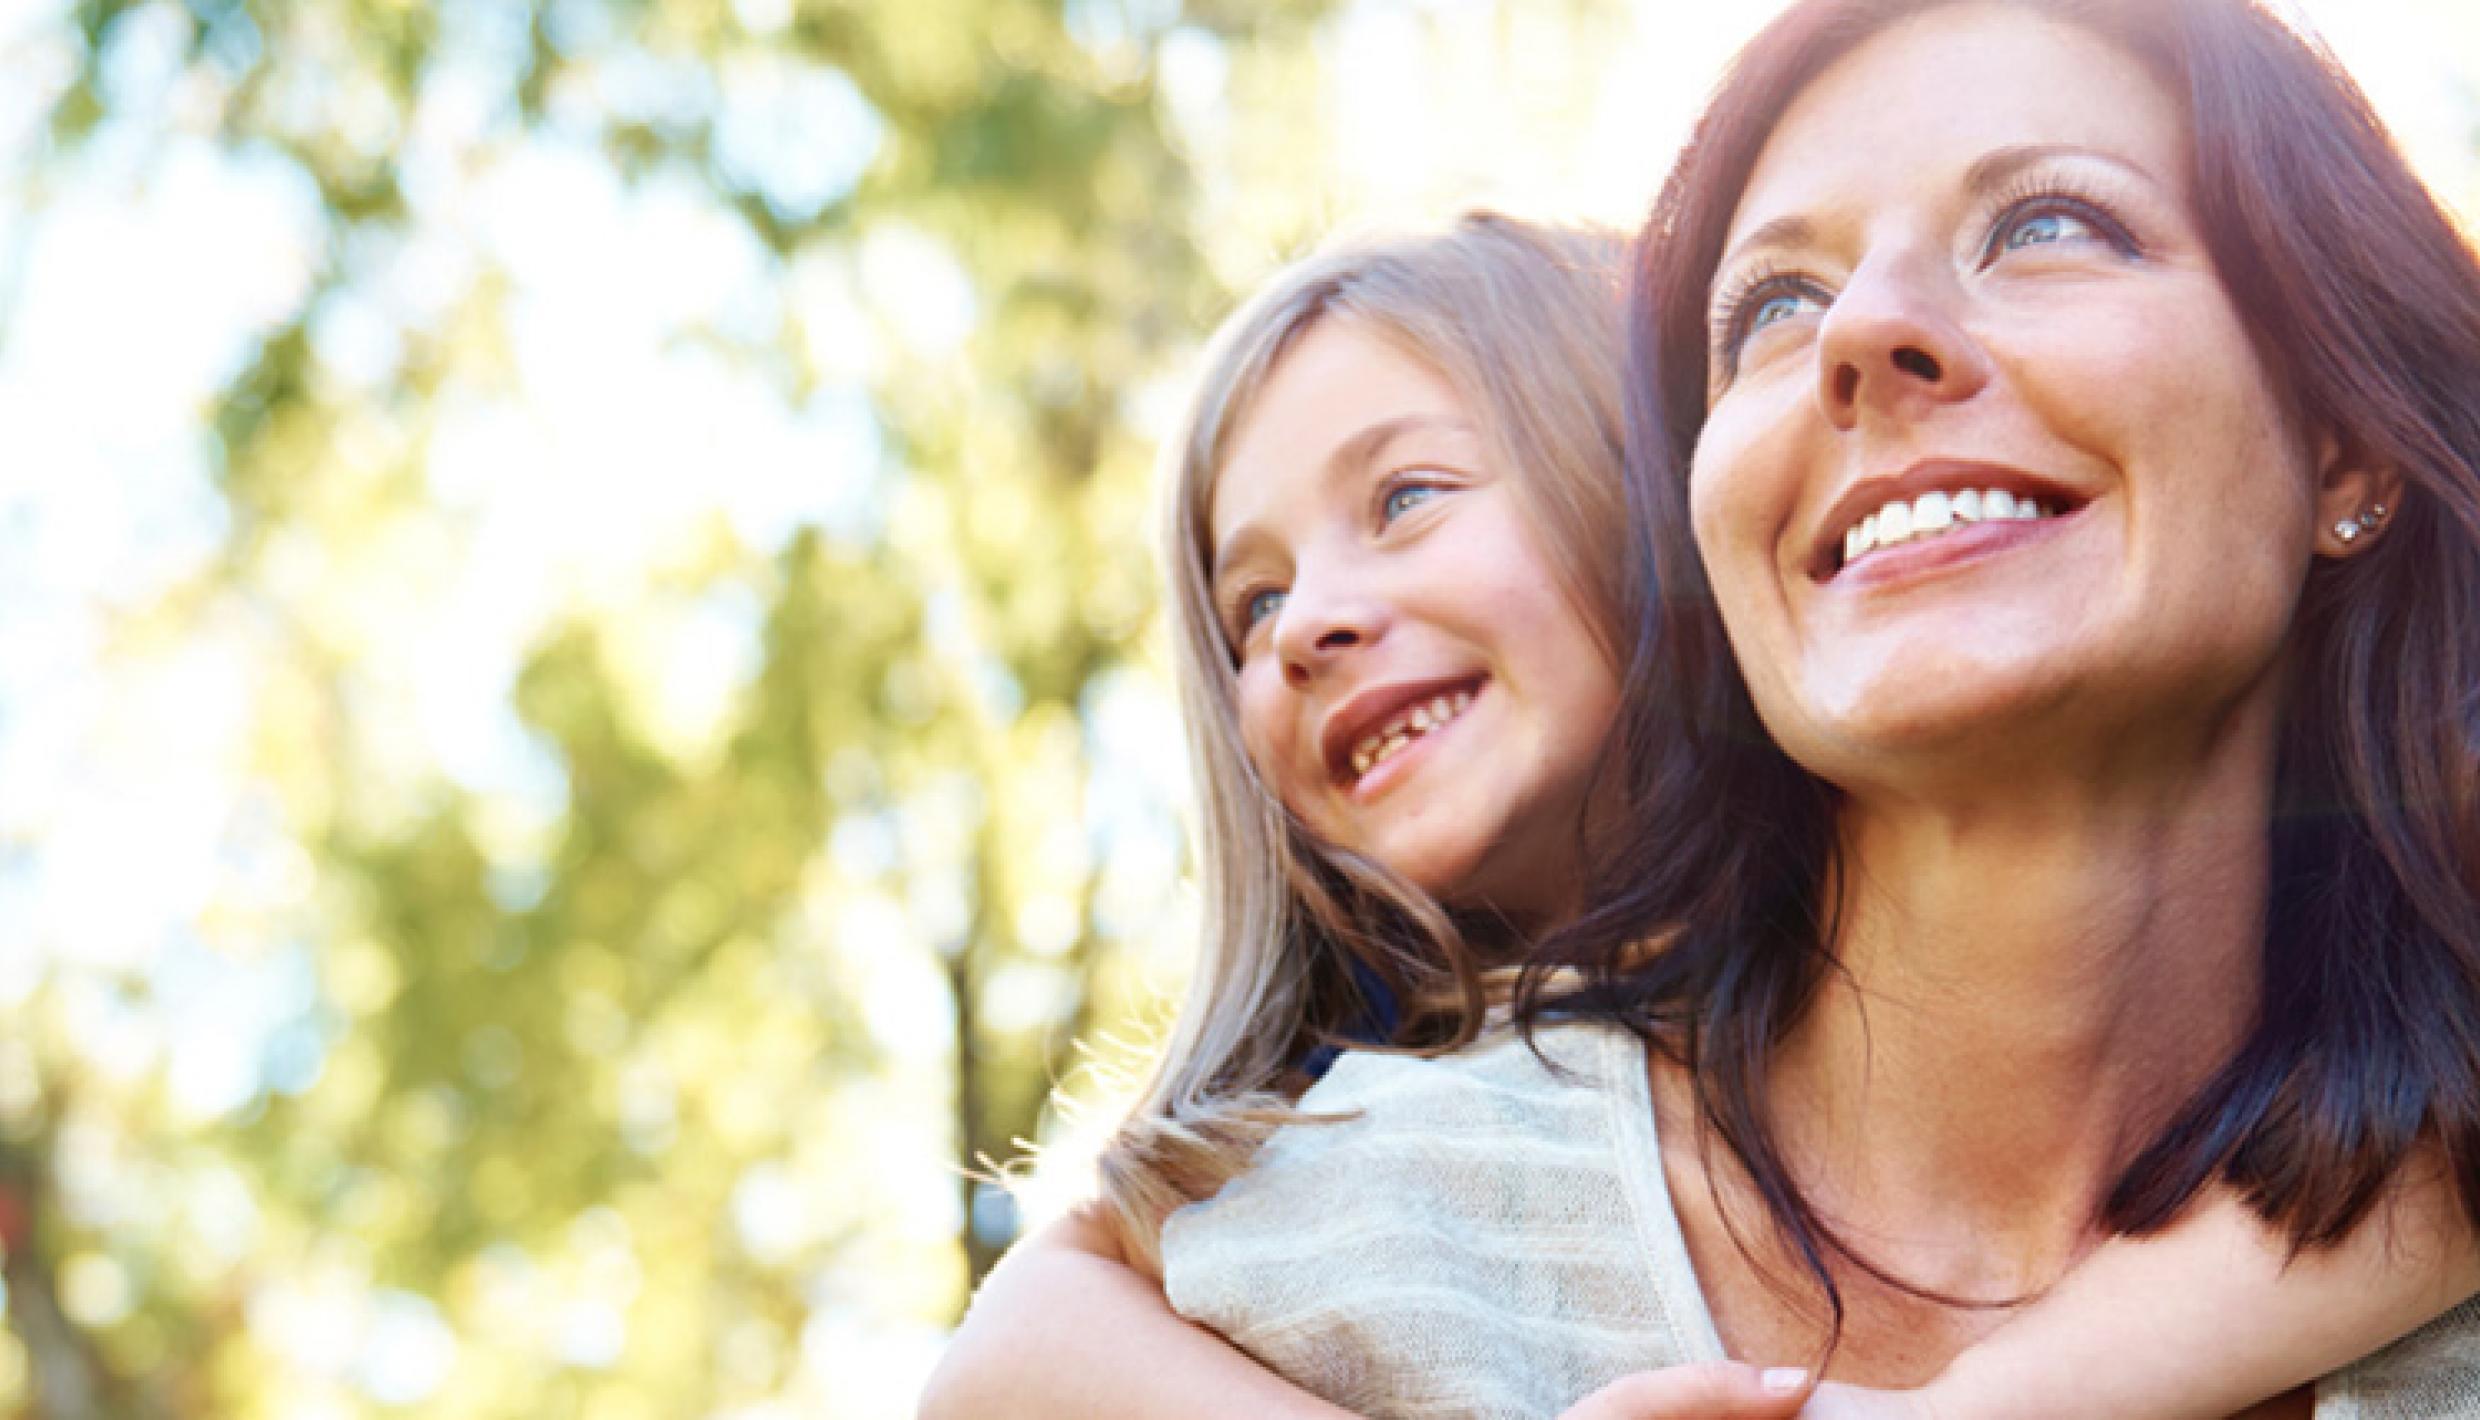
[2319,1295,2480,1417]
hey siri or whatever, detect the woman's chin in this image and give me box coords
[1777,672,2093,790]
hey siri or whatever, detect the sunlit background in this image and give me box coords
[0,0,2471,1415]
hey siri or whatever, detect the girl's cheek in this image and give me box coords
[1234,666,1300,793]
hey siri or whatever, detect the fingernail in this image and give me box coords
[1760,1367,1810,1395]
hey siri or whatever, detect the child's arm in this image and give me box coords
[921,1206,1837,1420]
[917,1205,1361,1420]
[1916,1171,2480,1420]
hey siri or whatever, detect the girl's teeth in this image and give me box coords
[1350,689,1479,781]
[1840,487,2057,570]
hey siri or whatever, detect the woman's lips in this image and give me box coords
[1808,460,2085,582]
[1836,486,2061,573]
[1824,501,2082,590]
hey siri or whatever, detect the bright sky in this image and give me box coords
[0,0,2473,1411]
[1308,0,2479,232]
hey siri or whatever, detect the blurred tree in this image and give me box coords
[0,0,1665,1412]
[8,0,1337,1414]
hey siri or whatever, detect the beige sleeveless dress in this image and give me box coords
[1161,1023,2480,1419]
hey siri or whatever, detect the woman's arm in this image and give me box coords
[1920,1172,2480,1420]
[917,1206,1360,1420]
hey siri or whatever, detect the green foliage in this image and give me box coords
[2,0,1357,1413]
[0,0,1698,1410]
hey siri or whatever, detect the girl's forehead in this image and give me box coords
[1206,323,1475,551]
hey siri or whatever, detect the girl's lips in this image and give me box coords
[1345,682,1482,803]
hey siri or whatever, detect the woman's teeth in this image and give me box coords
[1842,488,2057,568]
[1350,690,1475,780]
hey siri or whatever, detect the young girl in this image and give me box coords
[920,211,2479,1419]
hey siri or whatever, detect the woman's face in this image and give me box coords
[1692,4,2326,787]
[1208,317,1619,916]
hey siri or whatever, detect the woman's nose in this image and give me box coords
[1274,575,1389,689]
[1816,250,1991,429]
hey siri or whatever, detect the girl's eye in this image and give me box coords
[1381,483,1442,523]
[1243,587,1287,629]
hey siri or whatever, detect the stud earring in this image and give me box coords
[2334,519,2362,544]
[2358,502,2389,532]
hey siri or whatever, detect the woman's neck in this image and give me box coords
[1770,722,2279,1302]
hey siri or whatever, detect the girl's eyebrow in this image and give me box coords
[1208,414,1476,578]
[1714,144,2161,280]
[1326,412,1474,479]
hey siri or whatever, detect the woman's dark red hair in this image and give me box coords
[1519,0,2480,1340]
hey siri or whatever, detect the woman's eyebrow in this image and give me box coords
[1961,141,2159,195]
[1715,144,2162,281]
[1717,215,1815,282]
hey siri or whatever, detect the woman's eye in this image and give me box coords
[1982,193,2138,265]
[1715,274,1830,371]
[1748,290,1816,334]
[1381,483,1442,523]
[1999,207,2095,252]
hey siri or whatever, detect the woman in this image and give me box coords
[929,166,2476,1420]
[1154,0,2480,1413]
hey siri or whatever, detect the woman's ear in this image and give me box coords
[2312,432,2405,557]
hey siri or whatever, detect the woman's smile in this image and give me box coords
[1810,459,2079,582]
[1691,4,2322,778]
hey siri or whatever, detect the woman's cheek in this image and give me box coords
[1688,425,1772,620]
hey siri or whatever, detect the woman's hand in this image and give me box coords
[1556,1364,1813,1419]
[1558,1369,1946,1420]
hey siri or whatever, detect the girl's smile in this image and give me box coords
[1208,317,1618,915]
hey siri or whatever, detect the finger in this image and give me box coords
[1560,1363,1813,1419]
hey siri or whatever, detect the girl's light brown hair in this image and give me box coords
[1095,212,1628,1270]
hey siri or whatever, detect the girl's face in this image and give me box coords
[1208,318,1619,917]
[1692,4,2336,789]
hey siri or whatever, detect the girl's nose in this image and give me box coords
[1274,574,1391,689]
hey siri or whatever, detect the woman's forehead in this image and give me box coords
[1722,6,2188,256]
